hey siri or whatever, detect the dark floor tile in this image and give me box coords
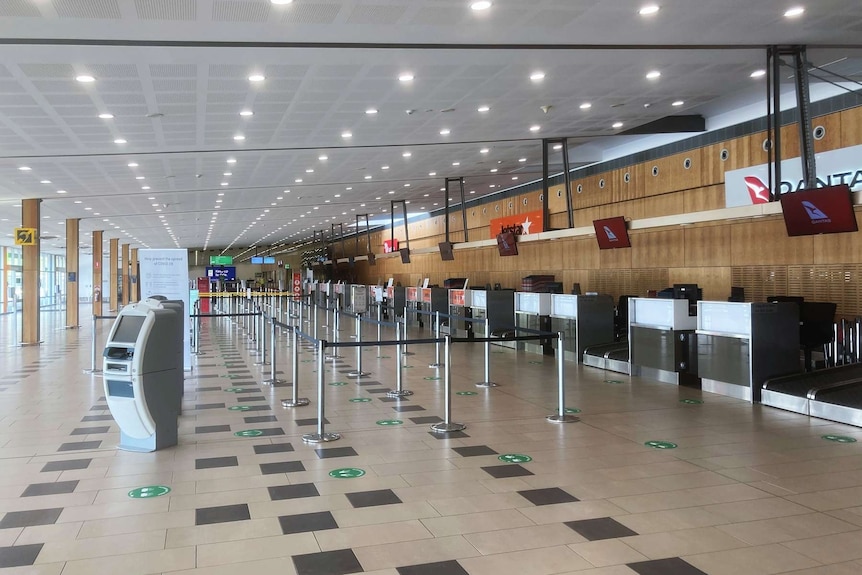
[228,370,251,374]
[452,445,498,457]
[230,388,261,394]
[481,464,534,479]
[364,388,391,394]
[244,415,277,424]
[191,374,219,379]
[391,405,425,412]
[253,442,294,455]
[627,557,708,575]
[292,548,362,575]
[0,508,62,529]
[194,403,226,410]
[295,418,330,426]
[57,441,101,452]
[0,543,43,568]
[81,415,113,422]
[279,510,338,534]
[236,396,266,402]
[410,416,443,424]
[40,459,91,472]
[70,426,110,435]
[260,461,305,475]
[428,431,470,439]
[21,480,79,497]
[88,406,108,411]
[195,425,231,434]
[195,503,250,526]
[397,560,469,575]
[345,489,402,508]
[237,405,271,412]
[355,380,381,387]
[195,456,239,470]
[378,397,408,403]
[268,483,320,501]
[195,386,221,392]
[563,517,639,541]
[315,447,358,459]
[518,487,579,506]
[254,428,285,436]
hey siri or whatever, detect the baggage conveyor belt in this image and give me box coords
[583,341,630,375]
[762,364,862,427]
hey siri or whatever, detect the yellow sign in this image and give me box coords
[14,228,36,246]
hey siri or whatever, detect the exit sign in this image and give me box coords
[210,255,233,265]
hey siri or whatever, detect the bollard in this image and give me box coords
[313,302,319,346]
[387,321,413,398]
[429,311,444,368]
[302,339,341,443]
[83,314,103,375]
[377,304,382,356]
[475,318,499,387]
[255,310,270,366]
[263,317,285,385]
[326,308,342,360]
[347,314,370,378]
[402,307,414,356]
[547,331,579,423]
[282,326,309,407]
[431,335,466,433]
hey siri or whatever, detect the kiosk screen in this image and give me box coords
[113,315,146,343]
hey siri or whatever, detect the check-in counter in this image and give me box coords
[448,289,473,338]
[332,283,344,310]
[315,282,330,308]
[629,298,698,386]
[550,294,615,362]
[515,292,553,355]
[469,289,487,338]
[697,301,800,402]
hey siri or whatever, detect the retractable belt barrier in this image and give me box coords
[83,314,118,375]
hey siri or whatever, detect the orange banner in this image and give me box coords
[489,210,544,239]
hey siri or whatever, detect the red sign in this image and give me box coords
[406,287,418,301]
[449,289,465,306]
[383,239,399,253]
[197,277,210,312]
[292,273,302,298]
[421,288,432,303]
[489,210,544,239]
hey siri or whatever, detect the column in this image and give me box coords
[121,243,130,306]
[130,248,139,302]
[109,238,118,312]
[21,198,41,345]
[65,218,80,328]
[92,230,103,316]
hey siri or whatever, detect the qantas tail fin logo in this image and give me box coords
[802,201,830,222]
[744,176,771,204]
[603,226,618,242]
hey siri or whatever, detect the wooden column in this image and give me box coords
[21,198,41,344]
[130,248,139,302]
[65,218,80,328]
[121,243,130,306]
[92,231,103,315]
[109,238,118,312]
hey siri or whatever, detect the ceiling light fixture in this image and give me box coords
[613,121,624,129]
[128,162,138,167]
[784,6,805,17]
[18,166,31,171]
[440,129,451,135]
[114,138,127,144]
[227,158,237,164]
[98,113,114,119]
[239,110,253,117]
[402,151,412,158]
[40,180,51,184]
[529,125,541,132]
[638,4,660,16]
[365,108,378,115]
[398,73,414,82]
[471,1,492,10]
[248,74,265,82]
[56,190,66,194]
[477,105,490,112]
[750,69,767,78]
[75,75,95,83]
[341,131,352,138]
[672,100,685,106]
[530,71,545,82]
[646,70,662,80]
[233,134,245,141]
[580,102,592,110]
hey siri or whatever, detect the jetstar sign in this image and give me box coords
[725,143,862,208]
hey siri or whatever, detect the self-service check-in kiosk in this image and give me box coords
[550,294,615,362]
[469,289,487,338]
[629,298,698,387]
[515,292,553,355]
[448,288,473,338]
[145,296,185,414]
[103,300,180,452]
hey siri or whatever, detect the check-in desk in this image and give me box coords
[103,301,180,452]
[448,289,473,338]
[697,302,800,402]
[406,287,423,327]
[332,283,344,311]
[515,292,553,355]
[384,286,405,320]
[315,282,329,308]
[469,290,487,338]
[629,298,698,386]
[550,294,615,363]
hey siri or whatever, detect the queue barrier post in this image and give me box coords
[429,311,443,368]
[402,306,414,356]
[83,314,103,375]
[347,313,370,378]
[255,309,270,366]
[282,324,309,407]
[301,339,341,443]
[326,308,342,360]
[546,331,579,424]
[262,317,286,385]
[475,318,499,388]
[387,321,413,398]
[430,335,466,433]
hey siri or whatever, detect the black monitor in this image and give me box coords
[438,242,455,261]
[768,295,804,305]
[729,286,745,302]
[399,248,410,264]
[673,284,700,301]
[113,315,146,343]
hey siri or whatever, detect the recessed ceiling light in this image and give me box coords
[75,75,95,83]
[239,110,253,117]
[98,113,114,119]
[221,182,229,186]
[318,155,328,161]
[56,189,66,194]
[471,1,492,10]
[452,161,460,166]
[529,125,541,132]
[233,134,245,141]
[440,129,451,135]
[477,105,490,112]
[306,168,314,173]
[638,4,660,16]
[398,73,414,82]
[40,180,51,184]
[127,162,138,167]
[341,131,352,138]
[530,71,545,82]
[646,70,662,80]
[223,172,232,176]
[429,172,437,176]
[404,183,411,187]
[135,175,145,180]
[295,178,303,183]
[613,122,624,128]
[227,158,237,163]
[364,175,372,180]
[580,102,592,110]
[18,166,31,171]
[365,108,378,115]
[402,151,412,158]
[74,200,82,204]
[142,186,150,190]
[750,69,767,78]
[784,6,805,17]
[672,100,685,107]
[490,168,498,173]
[553,144,563,150]
[248,74,265,82]
[114,138,127,144]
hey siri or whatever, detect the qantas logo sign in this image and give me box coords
[802,201,831,223]
[744,176,771,204]
[603,226,618,242]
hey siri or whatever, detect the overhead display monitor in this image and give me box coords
[400,248,411,264]
[780,184,858,237]
[593,216,631,249]
[438,242,455,261]
[251,256,264,264]
[496,231,518,257]
[205,266,236,281]
[263,256,276,264]
[112,315,146,343]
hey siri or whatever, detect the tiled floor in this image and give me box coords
[2,306,862,574]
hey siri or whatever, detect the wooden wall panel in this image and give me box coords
[643,150,704,197]
[632,229,685,269]
[683,184,725,214]
[640,193,681,219]
[840,107,862,148]
[730,218,814,266]
[814,112,843,154]
[684,224,732,267]
[811,212,862,264]
[669,267,732,302]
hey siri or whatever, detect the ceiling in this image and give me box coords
[1,0,861,258]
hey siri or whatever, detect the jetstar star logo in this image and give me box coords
[744,176,771,204]
[603,226,618,242]
[802,200,831,223]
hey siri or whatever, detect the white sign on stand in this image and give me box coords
[138,249,191,370]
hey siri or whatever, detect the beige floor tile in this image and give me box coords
[782,530,862,564]
[247,493,352,519]
[0,492,97,513]
[769,563,862,575]
[569,539,649,567]
[315,519,433,551]
[59,546,196,575]
[624,526,749,559]
[352,535,481,571]
[14,521,82,545]
[702,497,811,523]
[518,500,629,525]
[196,533,319,567]
[427,492,531,516]
[684,543,822,575]
[78,510,196,538]
[610,483,771,514]
[169,557,297,575]
[167,517,282,547]
[166,487,271,511]
[420,508,533,537]
[0,563,65,575]
[311,475,411,495]
[465,523,587,555]
[458,545,594,575]
[35,529,167,563]
[57,498,172,523]
[331,501,441,528]
[716,513,858,546]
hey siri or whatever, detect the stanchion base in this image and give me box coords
[254,361,271,366]
[428,363,444,368]
[347,371,370,378]
[386,389,414,398]
[546,414,580,424]
[325,354,342,360]
[262,378,288,386]
[403,351,415,356]
[475,381,499,388]
[430,422,467,433]
[83,369,103,375]
[302,432,341,443]
[282,397,310,407]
